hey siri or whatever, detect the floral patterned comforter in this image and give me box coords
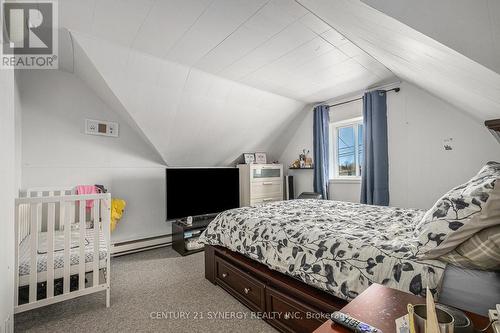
[199,199,446,301]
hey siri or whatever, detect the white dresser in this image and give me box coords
[237,164,283,207]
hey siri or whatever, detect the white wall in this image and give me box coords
[280,81,500,209]
[387,82,500,209]
[280,109,314,197]
[18,70,170,243]
[14,74,22,192]
[0,67,15,332]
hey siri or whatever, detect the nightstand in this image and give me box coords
[313,284,492,333]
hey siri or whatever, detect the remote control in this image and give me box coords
[331,311,382,333]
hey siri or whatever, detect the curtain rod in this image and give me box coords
[327,87,400,108]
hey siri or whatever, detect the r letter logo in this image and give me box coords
[1,1,58,69]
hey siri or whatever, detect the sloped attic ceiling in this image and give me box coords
[57,0,500,167]
[57,0,399,166]
[298,0,500,120]
[59,0,396,103]
[70,31,307,166]
[360,0,500,75]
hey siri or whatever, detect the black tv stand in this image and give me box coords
[172,216,215,256]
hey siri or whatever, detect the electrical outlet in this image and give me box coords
[86,119,98,133]
[85,119,119,138]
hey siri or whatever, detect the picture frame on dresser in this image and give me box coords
[255,152,267,164]
[243,153,255,164]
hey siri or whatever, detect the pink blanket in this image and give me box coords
[76,185,98,208]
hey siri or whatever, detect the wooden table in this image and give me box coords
[313,284,492,333]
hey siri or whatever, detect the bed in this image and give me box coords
[200,199,500,315]
[201,200,445,298]
[201,163,500,333]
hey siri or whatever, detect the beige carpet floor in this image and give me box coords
[15,247,277,333]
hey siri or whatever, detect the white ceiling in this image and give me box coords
[54,0,500,166]
[59,0,396,103]
[361,0,500,75]
[70,31,307,166]
[298,0,500,120]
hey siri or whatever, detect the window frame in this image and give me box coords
[329,117,363,181]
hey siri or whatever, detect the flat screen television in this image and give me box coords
[166,167,240,221]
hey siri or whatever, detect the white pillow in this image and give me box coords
[415,162,500,259]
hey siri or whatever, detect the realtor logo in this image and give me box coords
[1,0,58,69]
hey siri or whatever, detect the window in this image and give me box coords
[330,117,364,179]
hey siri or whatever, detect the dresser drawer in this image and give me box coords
[266,287,325,333]
[251,181,282,198]
[250,195,282,206]
[250,165,283,182]
[215,256,266,311]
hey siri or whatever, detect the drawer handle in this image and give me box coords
[244,287,251,294]
[263,182,273,185]
[284,313,291,320]
[222,273,228,278]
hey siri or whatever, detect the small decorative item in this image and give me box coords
[299,149,309,162]
[443,138,453,151]
[110,198,126,232]
[243,153,255,164]
[294,149,312,168]
[255,152,267,164]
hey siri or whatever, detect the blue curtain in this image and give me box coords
[361,90,389,206]
[313,105,330,199]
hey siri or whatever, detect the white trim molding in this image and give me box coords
[329,178,361,184]
[330,117,363,181]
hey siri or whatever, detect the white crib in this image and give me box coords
[14,187,111,313]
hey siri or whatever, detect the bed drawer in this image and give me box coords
[266,286,325,333]
[251,181,282,198]
[215,256,265,311]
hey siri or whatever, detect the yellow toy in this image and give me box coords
[110,198,126,232]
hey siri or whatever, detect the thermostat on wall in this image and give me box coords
[85,119,119,137]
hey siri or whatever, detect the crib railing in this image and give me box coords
[18,187,75,244]
[14,193,111,313]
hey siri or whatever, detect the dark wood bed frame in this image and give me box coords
[205,245,347,333]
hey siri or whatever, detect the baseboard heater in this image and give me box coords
[111,234,172,256]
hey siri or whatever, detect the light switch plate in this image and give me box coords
[85,119,119,137]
